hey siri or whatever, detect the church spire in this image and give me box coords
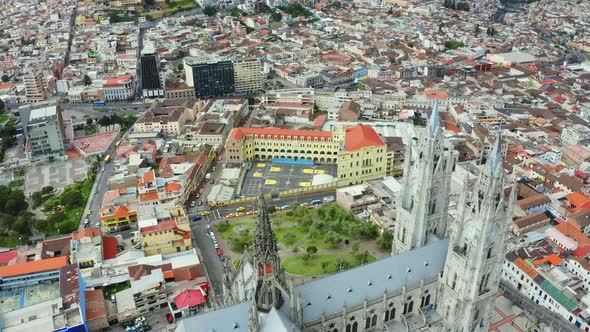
[428,100,441,138]
[253,193,287,312]
[393,102,456,254]
[438,144,514,332]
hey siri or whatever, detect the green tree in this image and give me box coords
[62,190,82,208]
[177,63,184,72]
[271,12,282,22]
[321,261,329,272]
[203,6,217,16]
[376,231,393,252]
[83,74,92,86]
[351,241,360,253]
[86,118,93,126]
[267,205,277,214]
[42,186,54,195]
[306,245,318,254]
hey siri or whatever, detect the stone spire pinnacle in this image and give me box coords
[428,100,441,138]
[487,131,503,175]
[252,193,287,312]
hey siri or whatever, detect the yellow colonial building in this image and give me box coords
[100,205,137,231]
[225,124,396,186]
[139,208,192,256]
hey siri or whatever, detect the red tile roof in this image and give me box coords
[102,236,118,260]
[344,125,385,152]
[85,289,107,321]
[73,228,101,240]
[174,289,207,309]
[0,250,17,266]
[228,127,333,141]
[165,182,181,192]
[104,74,133,87]
[567,192,590,208]
[139,191,159,202]
[140,219,190,239]
[0,256,67,278]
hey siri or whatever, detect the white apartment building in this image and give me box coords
[562,124,590,147]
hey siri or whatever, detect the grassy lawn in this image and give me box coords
[217,221,255,240]
[103,281,131,299]
[218,204,381,253]
[183,150,198,155]
[282,253,376,276]
[274,227,306,247]
[0,114,10,124]
[14,170,25,177]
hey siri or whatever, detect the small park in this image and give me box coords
[215,203,392,277]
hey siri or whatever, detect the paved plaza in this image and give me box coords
[241,160,337,197]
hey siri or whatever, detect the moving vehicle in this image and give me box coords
[205,173,212,181]
[191,216,202,222]
[323,196,335,203]
[104,154,111,163]
[310,199,322,205]
[201,211,210,216]
[236,206,246,212]
[93,101,106,107]
[300,202,309,207]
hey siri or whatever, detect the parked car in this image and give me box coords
[111,294,116,303]
[201,211,210,216]
[190,201,196,207]
[192,216,202,222]
[196,193,200,199]
[310,199,322,205]
[216,248,223,256]
[198,200,203,206]
[323,196,335,203]
[166,313,173,324]
[236,206,246,212]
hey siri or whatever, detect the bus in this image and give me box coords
[93,101,106,107]
[104,154,111,163]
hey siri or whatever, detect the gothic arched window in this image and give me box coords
[371,315,377,327]
[352,321,358,332]
[365,317,370,329]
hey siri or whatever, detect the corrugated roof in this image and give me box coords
[540,280,577,312]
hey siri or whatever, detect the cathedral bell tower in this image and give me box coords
[438,134,516,332]
[252,193,288,312]
[393,102,456,254]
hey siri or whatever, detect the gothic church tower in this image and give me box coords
[252,194,288,312]
[393,102,456,254]
[438,135,516,331]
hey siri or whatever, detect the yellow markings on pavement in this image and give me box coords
[265,179,278,185]
[303,169,326,174]
[253,172,262,177]
[257,163,266,168]
[299,181,311,187]
[270,167,281,172]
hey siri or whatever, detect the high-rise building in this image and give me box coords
[24,70,48,103]
[140,45,163,99]
[233,58,262,95]
[20,103,65,161]
[190,60,235,98]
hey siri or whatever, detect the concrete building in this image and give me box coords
[187,57,235,97]
[561,124,590,147]
[24,70,48,102]
[103,74,135,102]
[20,104,66,161]
[233,58,262,95]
